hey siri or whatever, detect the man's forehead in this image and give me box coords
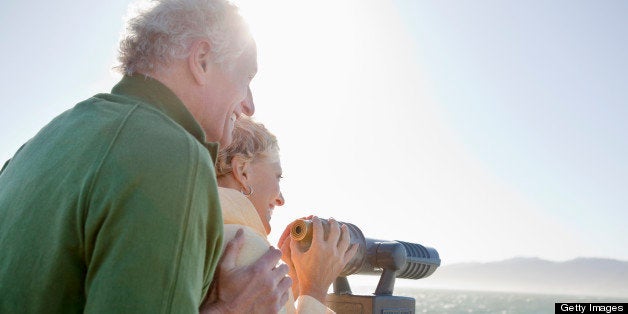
[244,41,258,73]
[229,40,256,77]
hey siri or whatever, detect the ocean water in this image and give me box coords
[393,288,627,314]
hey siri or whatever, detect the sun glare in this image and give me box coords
[227,1,589,264]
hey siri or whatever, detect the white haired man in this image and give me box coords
[0,0,290,313]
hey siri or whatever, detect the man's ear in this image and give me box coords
[231,156,250,189]
[189,39,212,85]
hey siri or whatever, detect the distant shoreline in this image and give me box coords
[395,287,628,301]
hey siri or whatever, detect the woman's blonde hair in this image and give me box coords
[216,117,279,177]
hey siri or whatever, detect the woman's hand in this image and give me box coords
[278,224,300,298]
[288,217,358,303]
[278,215,316,298]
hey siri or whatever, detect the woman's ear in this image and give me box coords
[230,156,250,189]
[189,39,212,85]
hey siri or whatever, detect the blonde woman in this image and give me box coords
[214,117,357,313]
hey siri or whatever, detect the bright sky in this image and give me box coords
[1,0,626,267]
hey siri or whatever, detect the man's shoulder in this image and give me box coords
[81,93,184,128]
[77,93,202,148]
[67,93,212,171]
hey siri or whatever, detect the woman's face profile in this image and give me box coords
[246,156,284,234]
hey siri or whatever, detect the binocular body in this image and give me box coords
[290,219,440,287]
[290,218,440,313]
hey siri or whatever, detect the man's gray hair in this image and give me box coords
[117,0,252,75]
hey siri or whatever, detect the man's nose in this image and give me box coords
[241,87,255,116]
[275,192,285,206]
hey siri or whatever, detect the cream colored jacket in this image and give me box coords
[218,187,334,314]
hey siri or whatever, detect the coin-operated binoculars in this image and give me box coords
[290,219,441,314]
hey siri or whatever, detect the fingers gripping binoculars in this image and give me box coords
[290,218,441,313]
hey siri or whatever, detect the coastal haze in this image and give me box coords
[1,0,626,279]
[410,257,628,298]
[345,257,628,297]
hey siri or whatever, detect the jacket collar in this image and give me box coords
[111,74,219,160]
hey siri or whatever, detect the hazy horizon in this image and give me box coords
[349,257,628,300]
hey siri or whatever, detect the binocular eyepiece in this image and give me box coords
[290,218,440,295]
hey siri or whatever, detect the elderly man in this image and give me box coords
[0,0,290,313]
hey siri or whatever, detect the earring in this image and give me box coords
[241,185,254,196]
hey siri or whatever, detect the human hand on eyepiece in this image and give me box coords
[289,217,358,304]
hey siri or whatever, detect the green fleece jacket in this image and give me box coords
[0,75,223,313]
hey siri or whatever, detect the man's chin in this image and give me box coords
[220,124,237,145]
[219,138,231,147]
[218,132,233,147]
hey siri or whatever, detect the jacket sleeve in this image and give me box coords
[82,112,222,313]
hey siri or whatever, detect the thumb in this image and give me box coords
[219,228,244,271]
[277,223,292,249]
